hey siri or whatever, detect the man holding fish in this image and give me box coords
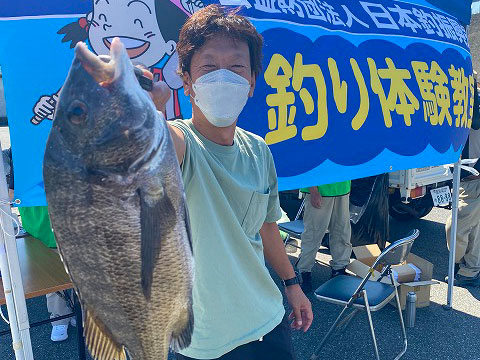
[44,4,312,360]
[150,5,313,360]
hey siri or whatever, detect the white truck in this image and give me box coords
[279,165,454,222]
[388,165,453,221]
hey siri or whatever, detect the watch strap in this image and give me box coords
[282,274,301,287]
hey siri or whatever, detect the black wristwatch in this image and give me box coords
[282,272,301,287]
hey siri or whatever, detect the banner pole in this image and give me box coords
[0,236,24,360]
[445,160,461,310]
[0,141,33,359]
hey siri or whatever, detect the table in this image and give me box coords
[0,237,71,304]
[0,236,86,359]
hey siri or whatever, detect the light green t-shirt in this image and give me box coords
[171,119,285,359]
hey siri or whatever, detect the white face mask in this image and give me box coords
[192,69,251,127]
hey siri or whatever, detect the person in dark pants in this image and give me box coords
[176,316,295,360]
[145,5,313,360]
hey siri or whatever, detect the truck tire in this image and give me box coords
[389,199,434,221]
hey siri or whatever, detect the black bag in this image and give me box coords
[350,174,389,248]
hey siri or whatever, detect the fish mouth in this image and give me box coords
[128,136,162,174]
[103,36,150,59]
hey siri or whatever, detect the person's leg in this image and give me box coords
[296,195,333,291]
[447,180,480,274]
[446,183,471,265]
[456,180,480,280]
[176,354,194,360]
[47,292,71,325]
[47,248,73,326]
[328,194,352,274]
[175,339,256,360]
[296,195,333,273]
[460,223,480,278]
[256,315,295,360]
[47,291,71,341]
[175,317,294,360]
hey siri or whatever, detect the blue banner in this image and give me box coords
[0,0,473,206]
[226,0,473,190]
[0,0,91,17]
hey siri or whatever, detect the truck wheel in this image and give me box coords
[389,200,433,221]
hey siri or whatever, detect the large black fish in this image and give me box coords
[43,38,194,360]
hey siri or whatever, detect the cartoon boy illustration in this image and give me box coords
[31,0,202,124]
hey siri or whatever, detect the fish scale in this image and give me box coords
[43,38,194,360]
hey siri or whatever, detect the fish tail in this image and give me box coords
[169,296,194,352]
[84,307,127,360]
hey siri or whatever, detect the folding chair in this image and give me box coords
[278,196,305,247]
[310,229,420,360]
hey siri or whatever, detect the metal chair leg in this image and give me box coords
[73,292,86,360]
[310,305,350,360]
[364,290,380,360]
[283,233,291,247]
[338,308,360,333]
[391,274,408,360]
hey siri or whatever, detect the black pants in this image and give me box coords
[176,315,295,360]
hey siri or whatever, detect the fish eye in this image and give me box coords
[67,101,88,125]
[134,19,143,28]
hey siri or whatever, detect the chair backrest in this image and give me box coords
[293,197,306,221]
[371,229,419,269]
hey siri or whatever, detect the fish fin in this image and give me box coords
[169,296,194,351]
[53,229,126,360]
[138,186,176,300]
[84,308,126,360]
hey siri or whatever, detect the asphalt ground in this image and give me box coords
[1,208,479,360]
[0,125,479,360]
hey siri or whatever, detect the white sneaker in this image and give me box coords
[70,317,76,327]
[51,325,68,342]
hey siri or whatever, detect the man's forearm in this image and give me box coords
[260,221,313,332]
[260,222,296,280]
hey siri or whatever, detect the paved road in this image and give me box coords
[1,207,479,360]
[289,208,480,360]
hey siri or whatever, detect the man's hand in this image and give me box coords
[135,67,171,113]
[310,192,322,209]
[285,284,313,332]
[135,66,185,164]
[150,80,171,113]
[162,52,183,90]
[259,222,312,331]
